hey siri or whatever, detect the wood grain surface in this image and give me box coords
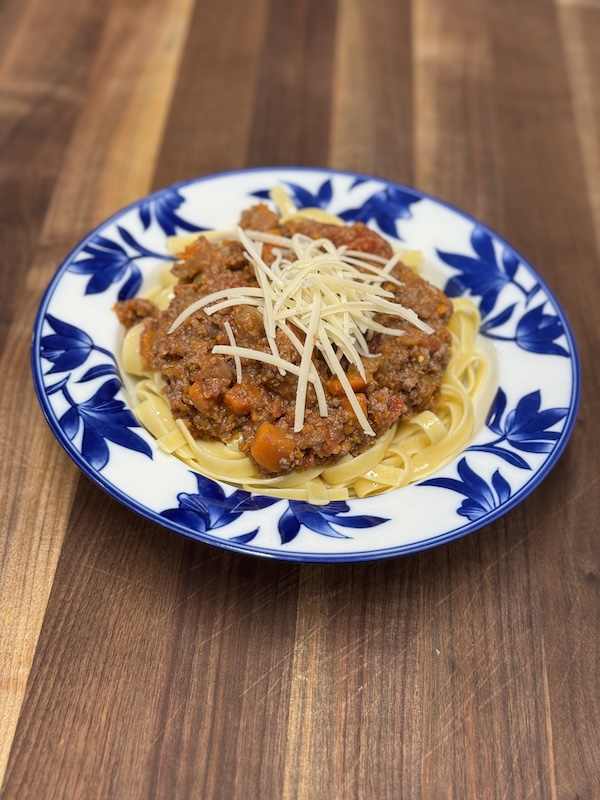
[1,0,599,797]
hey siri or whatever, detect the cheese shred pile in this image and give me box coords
[168,228,433,436]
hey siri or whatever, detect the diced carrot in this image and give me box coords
[224,383,265,416]
[188,381,214,414]
[326,371,368,396]
[250,422,298,472]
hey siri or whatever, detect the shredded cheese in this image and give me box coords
[168,228,433,435]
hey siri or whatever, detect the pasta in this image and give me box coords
[117,191,493,504]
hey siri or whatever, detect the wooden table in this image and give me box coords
[1,0,599,797]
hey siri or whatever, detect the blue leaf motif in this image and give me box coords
[76,379,152,461]
[78,379,133,421]
[229,494,283,513]
[140,203,152,230]
[161,482,389,546]
[138,187,204,236]
[229,529,260,545]
[59,405,80,440]
[250,189,271,201]
[515,304,569,357]
[486,389,508,436]
[339,186,422,238]
[90,235,128,254]
[526,284,542,304]
[315,179,334,207]
[117,226,166,260]
[502,249,520,281]
[286,179,333,210]
[117,264,143,301]
[467,388,569,466]
[480,304,517,335]
[468,445,531,470]
[69,229,170,296]
[71,238,131,295]
[438,227,513,317]
[184,474,273,528]
[45,376,70,396]
[42,319,152,471]
[82,424,110,471]
[277,500,388,544]
[422,458,512,522]
[438,229,569,354]
[90,418,153,454]
[252,180,334,211]
[78,364,119,383]
[286,506,350,539]
[471,227,497,265]
[504,391,569,453]
[491,470,511,505]
[279,507,302,544]
[159,473,279,537]
[41,315,94,373]
[161,507,211,534]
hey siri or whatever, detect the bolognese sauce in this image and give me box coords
[115,204,453,476]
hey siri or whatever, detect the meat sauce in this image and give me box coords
[115,205,453,475]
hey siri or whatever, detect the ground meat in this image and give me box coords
[281,218,394,260]
[113,298,157,330]
[369,261,453,414]
[114,206,453,475]
[172,236,250,284]
[238,204,280,232]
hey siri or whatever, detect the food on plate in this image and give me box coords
[114,189,490,503]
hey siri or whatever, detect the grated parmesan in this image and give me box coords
[168,228,433,435]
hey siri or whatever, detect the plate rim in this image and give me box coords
[31,165,582,562]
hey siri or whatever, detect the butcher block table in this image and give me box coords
[1,0,599,797]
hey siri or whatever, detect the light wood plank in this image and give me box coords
[413,0,501,223]
[330,0,414,182]
[557,1,600,249]
[152,0,270,186]
[41,0,197,245]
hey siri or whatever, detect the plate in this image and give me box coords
[31,167,580,562]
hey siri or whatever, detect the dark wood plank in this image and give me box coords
[152,0,271,188]
[329,0,414,183]
[280,557,430,799]
[245,0,339,168]
[422,526,558,798]
[413,0,501,223]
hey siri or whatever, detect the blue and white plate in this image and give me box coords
[31,167,580,562]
